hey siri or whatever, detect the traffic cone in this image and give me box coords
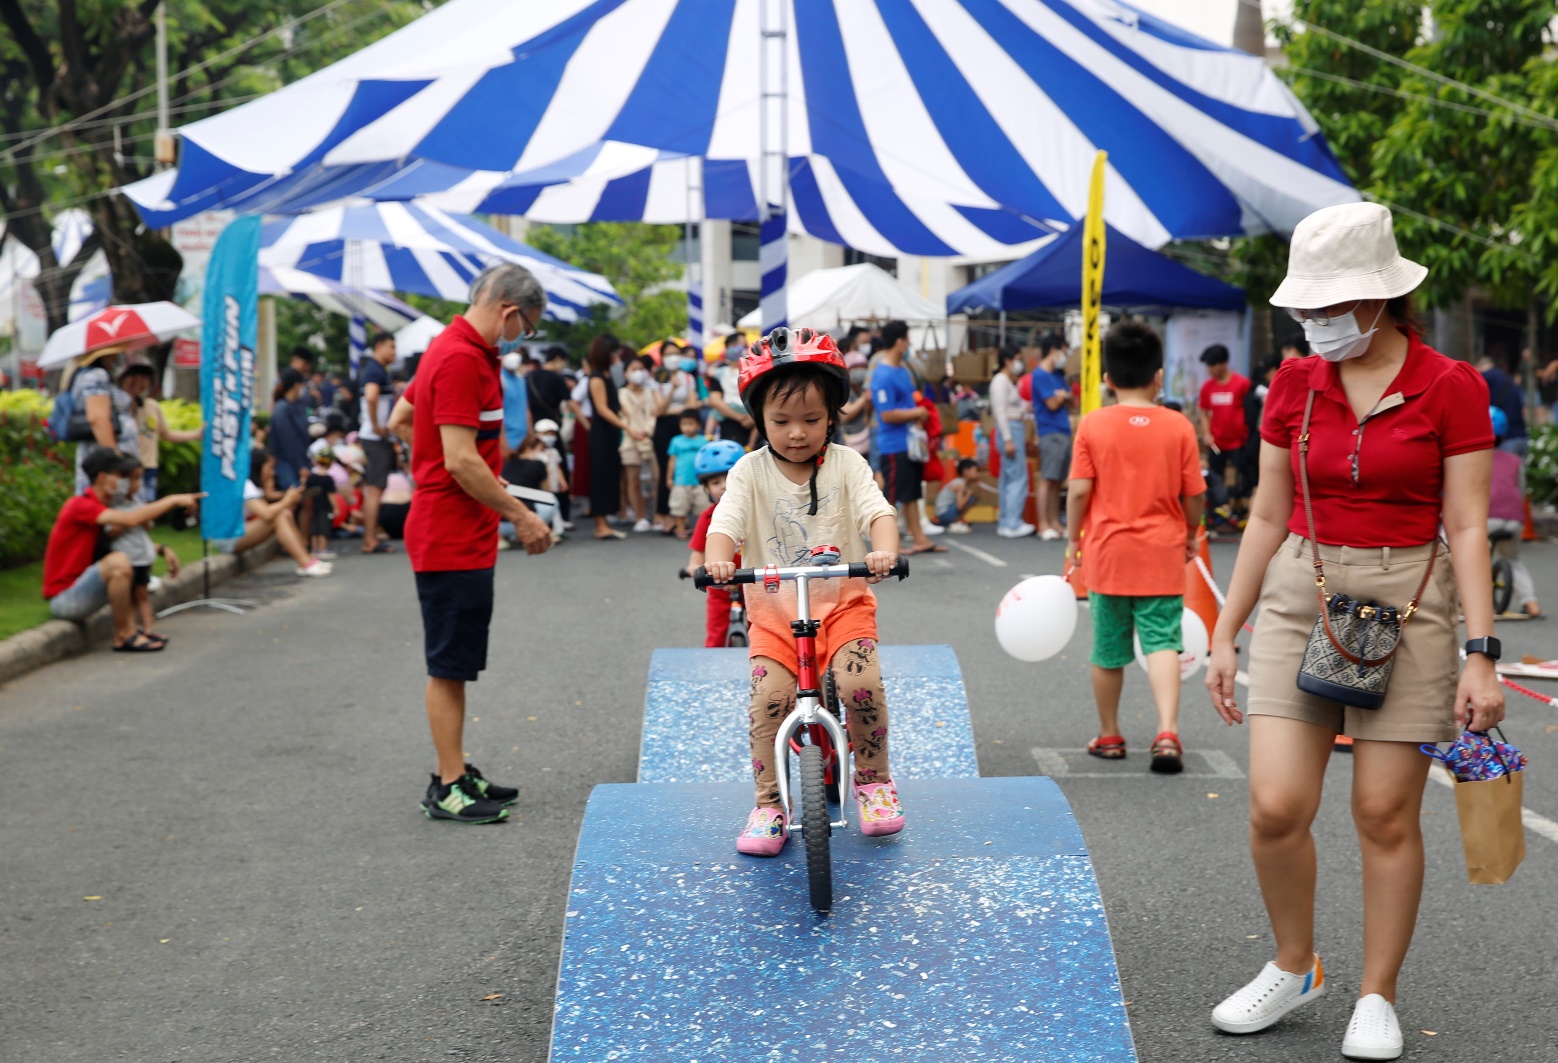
[1065,531,1088,599]
[1185,526,1220,636]
[1524,495,1537,542]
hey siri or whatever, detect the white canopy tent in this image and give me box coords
[736,264,941,331]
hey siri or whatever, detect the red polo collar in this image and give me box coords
[1307,328,1438,406]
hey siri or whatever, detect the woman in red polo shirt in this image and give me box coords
[1202,204,1502,1060]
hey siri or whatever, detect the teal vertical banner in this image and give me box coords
[199,214,261,541]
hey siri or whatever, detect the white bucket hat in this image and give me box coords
[1269,202,1428,309]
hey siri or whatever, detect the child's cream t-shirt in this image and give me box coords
[708,443,896,672]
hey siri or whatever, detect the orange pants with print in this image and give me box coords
[746,638,891,808]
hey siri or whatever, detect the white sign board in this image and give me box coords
[1163,310,1245,408]
[171,210,234,313]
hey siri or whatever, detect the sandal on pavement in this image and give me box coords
[735,807,788,857]
[855,780,906,837]
[114,632,164,653]
[1150,732,1184,774]
[1087,735,1127,760]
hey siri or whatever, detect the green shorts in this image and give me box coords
[1089,592,1183,669]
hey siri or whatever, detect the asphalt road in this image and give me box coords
[3,525,1556,1063]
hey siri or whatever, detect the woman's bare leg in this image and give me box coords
[1351,739,1431,1001]
[1248,715,1335,973]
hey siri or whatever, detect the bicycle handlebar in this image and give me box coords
[692,557,909,590]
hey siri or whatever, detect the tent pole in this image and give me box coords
[998,310,1006,348]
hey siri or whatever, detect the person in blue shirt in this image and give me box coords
[500,350,530,450]
[1478,352,1528,457]
[1028,333,1074,540]
[871,320,943,554]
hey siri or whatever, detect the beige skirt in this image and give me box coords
[1246,533,1459,743]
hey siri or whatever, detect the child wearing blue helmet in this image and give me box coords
[1488,405,1542,617]
[687,439,747,646]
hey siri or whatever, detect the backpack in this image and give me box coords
[47,382,96,443]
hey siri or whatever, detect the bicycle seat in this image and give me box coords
[1488,528,1518,542]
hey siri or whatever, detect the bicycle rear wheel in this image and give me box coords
[798,743,833,913]
[1492,556,1514,615]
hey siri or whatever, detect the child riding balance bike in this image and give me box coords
[701,328,909,877]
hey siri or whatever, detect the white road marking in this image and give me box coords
[944,539,1008,567]
[1226,672,1558,847]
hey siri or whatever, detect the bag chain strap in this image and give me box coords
[1298,389,1435,668]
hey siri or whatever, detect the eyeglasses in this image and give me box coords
[508,304,540,340]
[1285,301,1361,326]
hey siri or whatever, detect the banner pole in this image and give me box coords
[1080,150,1108,416]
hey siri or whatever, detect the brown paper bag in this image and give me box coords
[1453,769,1526,885]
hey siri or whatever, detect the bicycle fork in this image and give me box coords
[772,572,851,832]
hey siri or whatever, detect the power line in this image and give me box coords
[1288,66,1558,132]
[0,0,363,164]
[1249,0,1558,130]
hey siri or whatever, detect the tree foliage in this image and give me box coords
[0,0,428,337]
[524,222,688,357]
[1272,0,1554,311]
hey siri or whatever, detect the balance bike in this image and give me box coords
[695,546,909,912]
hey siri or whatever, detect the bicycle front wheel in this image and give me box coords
[798,743,833,913]
[1492,556,1514,615]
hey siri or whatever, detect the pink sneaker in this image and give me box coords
[854,781,905,836]
[735,807,788,856]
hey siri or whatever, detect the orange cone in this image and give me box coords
[1185,526,1220,636]
[1065,532,1088,600]
[1524,495,1537,542]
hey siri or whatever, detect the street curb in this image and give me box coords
[0,540,279,685]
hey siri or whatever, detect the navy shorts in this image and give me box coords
[882,452,923,505]
[414,567,495,682]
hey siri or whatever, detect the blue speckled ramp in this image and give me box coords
[549,777,1137,1063]
[639,645,978,784]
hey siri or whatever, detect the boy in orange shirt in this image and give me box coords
[1065,322,1206,773]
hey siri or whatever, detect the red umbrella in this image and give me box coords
[38,301,202,369]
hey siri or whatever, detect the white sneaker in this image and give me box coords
[948,522,972,534]
[147,575,164,594]
[296,560,333,578]
[996,522,1037,539]
[1039,528,1062,541]
[1211,956,1326,1034]
[924,522,945,536]
[1342,995,1402,1060]
[633,519,652,533]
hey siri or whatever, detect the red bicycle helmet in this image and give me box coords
[737,327,850,516]
[736,327,849,414]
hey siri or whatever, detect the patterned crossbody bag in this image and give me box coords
[1295,389,1436,710]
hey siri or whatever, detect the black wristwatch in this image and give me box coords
[1464,637,1502,663]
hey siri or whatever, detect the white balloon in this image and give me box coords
[1134,607,1210,680]
[995,575,1078,662]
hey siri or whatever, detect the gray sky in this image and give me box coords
[1124,0,1294,48]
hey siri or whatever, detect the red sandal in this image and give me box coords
[1149,732,1184,774]
[1087,734,1127,760]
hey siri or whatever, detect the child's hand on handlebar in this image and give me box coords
[863,550,897,584]
[705,560,736,584]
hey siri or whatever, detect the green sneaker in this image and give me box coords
[421,774,508,824]
[462,763,518,807]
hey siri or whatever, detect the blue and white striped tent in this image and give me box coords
[257,202,621,322]
[124,0,1357,258]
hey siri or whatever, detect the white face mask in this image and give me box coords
[540,434,557,447]
[1301,303,1385,363]
[1054,353,1068,371]
[108,477,131,505]
[627,368,648,386]
[501,352,523,374]
[1010,359,1025,375]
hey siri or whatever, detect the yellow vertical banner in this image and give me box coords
[1080,150,1107,415]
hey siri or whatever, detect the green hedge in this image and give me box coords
[0,391,204,569]
[0,406,74,570]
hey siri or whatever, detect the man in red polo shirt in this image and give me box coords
[1197,344,1251,527]
[390,263,552,825]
